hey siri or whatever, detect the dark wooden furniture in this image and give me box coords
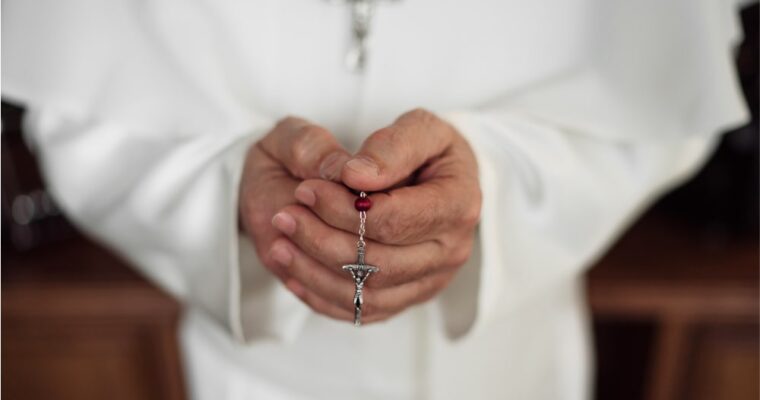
[2,236,186,400]
[589,214,758,400]
[1,101,185,400]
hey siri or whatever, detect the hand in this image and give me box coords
[239,116,351,295]
[273,109,481,323]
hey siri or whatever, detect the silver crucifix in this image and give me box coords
[343,244,379,326]
[325,0,399,73]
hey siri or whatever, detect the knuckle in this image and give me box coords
[363,127,412,170]
[259,250,282,276]
[418,280,444,304]
[373,217,398,243]
[374,216,413,244]
[375,204,431,244]
[307,300,331,318]
[385,299,408,316]
[309,229,330,254]
[296,123,330,140]
[458,186,482,228]
[338,299,355,314]
[362,290,392,317]
[401,108,451,137]
[461,200,482,228]
[360,289,378,315]
[275,116,303,132]
[301,272,321,296]
[369,127,398,148]
[371,125,394,138]
[415,284,437,305]
[303,294,340,320]
[245,206,271,232]
[368,260,412,289]
[401,108,442,130]
[363,303,380,318]
[416,273,453,304]
[450,244,473,268]
[363,269,390,288]
[290,133,313,164]
[290,125,330,165]
[403,107,433,121]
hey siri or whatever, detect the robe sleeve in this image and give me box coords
[19,109,311,343]
[437,113,724,338]
[4,0,312,343]
[434,0,751,339]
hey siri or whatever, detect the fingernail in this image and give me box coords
[294,185,316,207]
[269,241,293,267]
[320,152,351,181]
[272,212,296,235]
[285,279,306,298]
[345,156,379,177]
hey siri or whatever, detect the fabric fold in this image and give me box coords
[20,107,308,344]
[437,109,733,340]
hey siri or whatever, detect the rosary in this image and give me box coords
[326,0,398,73]
[324,1,398,324]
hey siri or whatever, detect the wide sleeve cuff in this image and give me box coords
[23,106,311,345]
[434,111,505,340]
[436,110,722,341]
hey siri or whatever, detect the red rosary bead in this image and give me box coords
[354,196,372,212]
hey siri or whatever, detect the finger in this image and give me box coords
[239,145,300,280]
[288,280,354,322]
[341,108,456,191]
[295,178,481,245]
[259,116,351,181]
[271,204,452,288]
[269,237,355,313]
[272,238,451,321]
[296,287,391,324]
[271,239,392,322]
[363,268,457,317]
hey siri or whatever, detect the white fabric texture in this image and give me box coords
[2,0,749,399]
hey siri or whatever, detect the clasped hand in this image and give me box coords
[239,109,481,324]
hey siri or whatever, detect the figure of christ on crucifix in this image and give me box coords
[342,245,379,326]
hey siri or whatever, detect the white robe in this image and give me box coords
[2,1,749,399]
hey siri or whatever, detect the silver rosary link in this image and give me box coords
[358,208,367,247]
[356,192,368,262]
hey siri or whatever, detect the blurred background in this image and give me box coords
[2,4,758,400]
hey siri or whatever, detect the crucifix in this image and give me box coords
[342,244,379,326]
[326,0,398,73]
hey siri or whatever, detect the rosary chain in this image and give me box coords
[357,191,368,248]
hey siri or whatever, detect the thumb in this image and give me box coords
[342,109,455,191]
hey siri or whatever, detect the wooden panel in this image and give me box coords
[2,237,186,400]
[593,319,655,400]
[588,214,758,400]
[4,323,166,400]
[682,323,759,400]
